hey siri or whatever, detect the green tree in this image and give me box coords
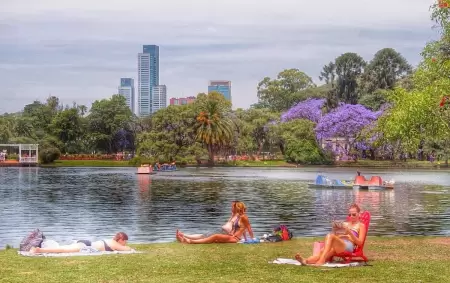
[361,48,412,94]
[374,1,450,165]
[257,69,316,111]
[268,119,329,164]
[234,108,278,158]
[334,52,366,104]
[50,107,85,153]
[319,62,336,87]
[137,104,206,162]
[195,92,234,164]
[87,95,133,153]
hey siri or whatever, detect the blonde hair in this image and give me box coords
[349,203,361,213]
[235,202,246,215]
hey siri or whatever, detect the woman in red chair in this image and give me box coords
[295,203,366,266]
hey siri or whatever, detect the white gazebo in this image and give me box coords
[0,144,39,164]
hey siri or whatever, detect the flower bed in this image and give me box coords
[59,154,119,161]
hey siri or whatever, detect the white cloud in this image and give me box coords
[0,0,438,113]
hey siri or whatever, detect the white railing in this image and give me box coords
[20,157,38,163]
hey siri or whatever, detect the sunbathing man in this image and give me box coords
[177,201,254,244]
[30,232,132,253]
[176,201,240,240]
[295,204,366,265]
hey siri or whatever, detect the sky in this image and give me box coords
[0,0,438,114]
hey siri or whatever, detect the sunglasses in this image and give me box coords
[348,213,358,217]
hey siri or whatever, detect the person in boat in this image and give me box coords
[30,232,132,253]
[177,201,253,244]
[177,201,241,240]
[295,204,366,266]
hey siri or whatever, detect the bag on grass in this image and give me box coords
[19,228,45,251]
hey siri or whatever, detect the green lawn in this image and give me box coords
[1,237,449,282]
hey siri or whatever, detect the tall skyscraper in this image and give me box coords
[118,78,135,114]
[138,45,159,116]
[152,85,167,113]
[208,80,231,102]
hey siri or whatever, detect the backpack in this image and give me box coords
[273,225,293,241]
[19,229,45,251]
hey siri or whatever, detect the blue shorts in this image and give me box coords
[343,239,354,252]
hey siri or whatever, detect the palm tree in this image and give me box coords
[195,94,233,164]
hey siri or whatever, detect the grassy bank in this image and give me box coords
[1,237,449,282]
[41,159,446,169]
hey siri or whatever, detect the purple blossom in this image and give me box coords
[281,98,325,123]
[315,104,382,140]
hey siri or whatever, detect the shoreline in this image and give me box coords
[36,159,449,170]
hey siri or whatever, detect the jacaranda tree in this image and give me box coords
[280,98,325,123]
[315,104,382,158]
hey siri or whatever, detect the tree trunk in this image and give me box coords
[207,144,214,166]
[255,142,264,161]
[279,143,285,156]
[370,149,375,160]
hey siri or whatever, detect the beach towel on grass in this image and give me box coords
[18,247,142,257]
[270,258,366,268]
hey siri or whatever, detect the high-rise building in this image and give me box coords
[118,78,135,113]
[208,80,231,102]
[152,85,167,113]
[169,96,196,105]
[138,45,159,116]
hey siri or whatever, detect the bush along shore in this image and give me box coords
[1,237,450,283]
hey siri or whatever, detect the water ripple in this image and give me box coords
[0,167,449,247]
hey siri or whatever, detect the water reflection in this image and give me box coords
[0,167,449,247]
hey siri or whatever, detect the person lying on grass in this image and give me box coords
[30,232,132,253]
[295,203,366,266]
[177,201,254,244]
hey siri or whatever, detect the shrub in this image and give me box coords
[39,146,61,164]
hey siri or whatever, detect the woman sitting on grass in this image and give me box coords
[177,200,241,240]
[177,201,253,244]
[30,232,132,253]
[295,203,366,266]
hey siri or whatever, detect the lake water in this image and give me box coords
[0,166,449,247]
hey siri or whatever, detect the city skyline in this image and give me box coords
[118,78,135,113]
[0,0,437,114]
[208,80,231,102]
[138,45,160,116]
[152,85,167,113]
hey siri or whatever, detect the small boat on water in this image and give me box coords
[353,175,394,190]
[137,164,156,175]
[154,163,177,172]
[308,175,353,189]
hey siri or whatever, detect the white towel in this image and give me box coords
[18,250,141,257]
[270,258,365,268]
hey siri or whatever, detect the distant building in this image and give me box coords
[169,96,196,105]
[152,85,167,113]
[138,45,159,116]
[208,80,231,101]
[118,78,135,113]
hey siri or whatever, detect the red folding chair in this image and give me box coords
[332,211,371,263]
